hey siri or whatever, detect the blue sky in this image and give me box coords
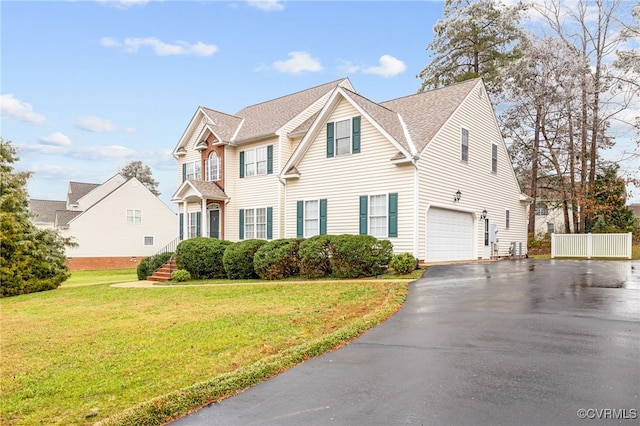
[2,0,638,208]
[2,0,446,208]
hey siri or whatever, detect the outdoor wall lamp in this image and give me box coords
[481,209,487,219]
[454,190,461,202]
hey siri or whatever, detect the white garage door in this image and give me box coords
[426,208,474,262]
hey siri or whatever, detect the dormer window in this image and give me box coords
[326,116,361,157]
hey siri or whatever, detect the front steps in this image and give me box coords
[147,259,176,282]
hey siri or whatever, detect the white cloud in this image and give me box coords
[71,145,137,160]
[337,59,360,74]
[96,0,153,9]
[247,0,284,11]
[0,94,50,125]
[40,132,72,147]
[75,116,134,133]
[363,55,406,78]
[272,51,323,74]
[101,36,218,57]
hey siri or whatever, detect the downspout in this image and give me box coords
[411,155,420,260]
[278,175,287,239]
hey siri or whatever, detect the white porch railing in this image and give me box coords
[551,233,633,259]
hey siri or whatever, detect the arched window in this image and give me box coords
[206,151,220,181]
[535,202,548,216]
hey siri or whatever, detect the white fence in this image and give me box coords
[551,233,633,259]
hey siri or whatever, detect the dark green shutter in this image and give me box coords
[319,199,327,235]
[296,201,304,238]
[267,207,273,240]
[179,213,184,240]
[239,151,245,178]
[239,209,244,240]
[267,145,273,174]
[326,122,334,158]
[196,212,201,237]
[182,163,187,182]
[388,193,398,238]
[352,116,361,154]
[359,196,368,235]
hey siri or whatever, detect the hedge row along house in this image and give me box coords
[171,78,528,263]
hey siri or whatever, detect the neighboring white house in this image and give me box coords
[171,78,529,262]
[533,201,576,237]
[29,174,177,270]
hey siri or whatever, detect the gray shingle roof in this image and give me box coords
[186,180,228,200]
[200,108,244,142]
[29,199,67,223]
[67,182,100,205]
[232,78,350,142]
[380,78,480,153]
[55,210,82,227]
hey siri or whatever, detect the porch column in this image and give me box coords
[201,198,208,238]
[182,201,188,239]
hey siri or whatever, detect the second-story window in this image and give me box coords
[240,145,273,178]
[461,128,469,162]
[206,152,220,181]
[184,160,202,181]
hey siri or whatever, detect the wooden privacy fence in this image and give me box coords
[551,233,633,259]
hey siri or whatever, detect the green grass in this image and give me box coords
[64,269,137,287]
[1,272,411,425]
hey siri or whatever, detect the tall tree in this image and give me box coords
[417,0,528,95]
[119,160,160,196]
[0,139,73,297]
[533,0,638,232]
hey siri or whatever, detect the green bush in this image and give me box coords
[136,252,173,280]
[171,269,191,282]
[175,237,233,279]
[329,235,393,278]
[299,235,334,279]
[390,253,416,275]
[223,239,267,280]
[253,238,302,280]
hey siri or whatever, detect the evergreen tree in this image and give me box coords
[1,138,73,297]
[417,0,528,95]
[119,160,160,196]
[587,165,639,234]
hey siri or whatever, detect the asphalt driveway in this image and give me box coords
[171,259,640,425]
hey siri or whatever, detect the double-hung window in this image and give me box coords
[240,146,273,178]
[188,212,200,238]
[206,152,220,181]
[369,195,388,238]
[240,207,272,240]
[359,193,398,238]
[184,160,202,181]
[335,119,351,156]
[461,128,469,162]
[296,199,327,238]
[491,143,498,173]
[326,116,361,157]
[127,209,142,224]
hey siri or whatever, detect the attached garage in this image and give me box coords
[425,207,474,262]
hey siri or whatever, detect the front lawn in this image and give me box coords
[0,277,409,425]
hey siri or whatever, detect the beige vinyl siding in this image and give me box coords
[418,82,526,259]
[63,179,177,257]
[285,100,414,254]
[226,137,281,241]
[176,120,206,187]
[76,175,126,211]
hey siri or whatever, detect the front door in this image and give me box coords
[209,209,220,239]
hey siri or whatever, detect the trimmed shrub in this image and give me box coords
[253,238,302,280]
[175,237,233,279]
[299,235,334,279]
[329,234,393,278]
[223,239,267,280]
[390,253,416,275]
[136,252,173,280]
[171,269,191,282]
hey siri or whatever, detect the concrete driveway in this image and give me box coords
[171,259,640,425]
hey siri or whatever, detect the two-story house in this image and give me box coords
[171,78,529,263]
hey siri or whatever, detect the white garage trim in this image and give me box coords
[424,204,479,263]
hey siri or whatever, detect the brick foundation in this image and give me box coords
[67,256,143,271]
